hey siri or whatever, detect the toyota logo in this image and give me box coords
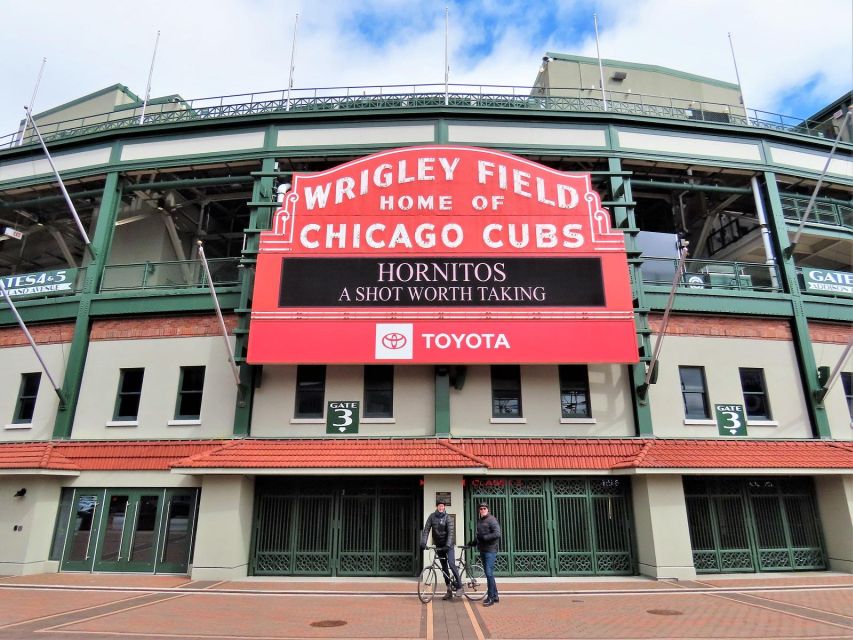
[381,332,408,349]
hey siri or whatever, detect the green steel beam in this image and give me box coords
[52,171,121,439]
[232,139,278,435]
[630,180,752,194]
[127,175,254,191]
[762,172,831,439]
[608,155,653,436]
[89,291,241,316]
[435,367,451,436]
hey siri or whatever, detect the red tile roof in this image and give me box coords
[611,439,853,469]
[54,440,224,471]
[0,442,78,471]
[0,438,851,473]
[450,439,644,470]
[173,439,488,469]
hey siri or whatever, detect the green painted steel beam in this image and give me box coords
[435,367,451,436]
[52,171,122,439]
[630,180,752,194]
[88,291,240,316]
[642,290,795,316]
[126,175,254,190]
[762,172,831,439]
[607,156,653,436]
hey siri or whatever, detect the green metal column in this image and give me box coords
[232,141,279,435]
[761,173,831,439]
[435,368,451,436]
[606,156,653,436]
[52,171,122,439]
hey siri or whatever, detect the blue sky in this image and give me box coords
[0,0,850,135]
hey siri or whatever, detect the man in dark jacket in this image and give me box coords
[470,501,502,606]
[420,499,462,599]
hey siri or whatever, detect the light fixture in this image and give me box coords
[13,488,26,498]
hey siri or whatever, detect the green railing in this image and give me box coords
[99,257,240,292]
[640,257,782,292]
[1,83,837,150]
[780,195,853,230]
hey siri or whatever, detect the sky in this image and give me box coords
[0,0,850,136]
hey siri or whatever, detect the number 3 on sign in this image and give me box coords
[326,401,360,434]
[714,404,747,436]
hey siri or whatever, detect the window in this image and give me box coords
[739,367,771,420]
[114,368,144,421]
[679,366,710,419]
[559,365,591,418]
[13,372,41,423]
[175,366,205,419]
[364,365,393,418]
[295,365,326,418]
[842,372,853,421]
[491,365,522,418]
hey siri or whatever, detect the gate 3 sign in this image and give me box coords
[248,146,638,364]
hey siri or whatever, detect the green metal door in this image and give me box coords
[59,488,198,574]
[684,477,825,573]
[251,477,419,576]
[467,477,635,577]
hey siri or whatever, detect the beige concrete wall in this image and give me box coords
[34,90,127,129]
[0,476,63,575]
[810,341,853,439]
[631,475,696,579]
[64,471,199,489]
[451,365,634,437]
[546,60,743,115]
[649,335,811,438]
[191,475,254,579]
[421,475,467,545]
[815,475,853,573]
[73,336,237,439]
[1,343,67,442]
[251,365,434,437]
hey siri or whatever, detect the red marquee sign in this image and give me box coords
[248,146,637,364]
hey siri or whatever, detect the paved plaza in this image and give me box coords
[0,573,851,639]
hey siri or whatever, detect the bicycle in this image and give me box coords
[417,545,487,603]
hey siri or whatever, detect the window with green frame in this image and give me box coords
[491,364,522,417]
[679,365,710,419]
[114,368,144,421]
[739,367,771,420]
[175,366,205,419]
[842,372,852,421]
[295,365,326,418]
[559,365,591,418]
[363,365,393,418]
[13,372,41,423]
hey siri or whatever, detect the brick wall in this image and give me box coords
[90,315,238,340]
[0,323,75,347]
[647,315,792,340]
[809,322,852,345]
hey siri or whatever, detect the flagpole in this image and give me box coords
[139,30,161,125]
[22,57,47,145]
[593,13,608,112]
[0,280,66,406]
[197,242,241,387]
[638,239,690,398]
[727,32,750,125]
[23,106,95,258]
[286,13,299,111]
[444,6,450,106]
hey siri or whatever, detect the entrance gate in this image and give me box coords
[467,477,635,576]
[251,477,420,576]
[684,477,826,573]
[58,488,198,574]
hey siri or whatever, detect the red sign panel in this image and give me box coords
[248,146,637,364]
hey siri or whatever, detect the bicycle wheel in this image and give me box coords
[417,566,438,603]
[462,562,487,601]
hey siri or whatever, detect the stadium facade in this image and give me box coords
[0,53,851,580]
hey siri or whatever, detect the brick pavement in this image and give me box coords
[0,573,850,639]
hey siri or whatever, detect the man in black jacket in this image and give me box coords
[420,499,462,600]
[470,501,502,606]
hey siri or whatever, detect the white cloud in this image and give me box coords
[0,0,849,138]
